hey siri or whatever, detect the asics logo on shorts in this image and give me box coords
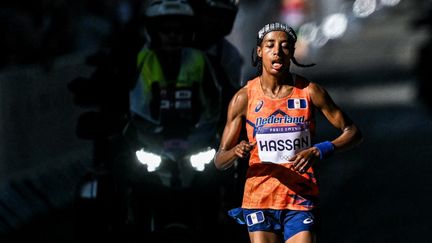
[303,217,314,224]
[246,211,265,226]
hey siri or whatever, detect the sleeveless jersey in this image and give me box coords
[242,76,319,211]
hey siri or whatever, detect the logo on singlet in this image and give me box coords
[255,100,264,112]
[255,115,305,127]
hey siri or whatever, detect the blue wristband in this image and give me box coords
[313,141,335,160]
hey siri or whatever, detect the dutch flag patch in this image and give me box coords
[288,98,307,109]
[246,211,265,226]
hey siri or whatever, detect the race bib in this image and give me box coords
[256,124,311,164]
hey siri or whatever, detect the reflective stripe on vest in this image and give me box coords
[130,47,205,123]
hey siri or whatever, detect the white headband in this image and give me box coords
[257,22,297,44]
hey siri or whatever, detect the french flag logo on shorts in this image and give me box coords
[246,211,265,226]
[288,98,307,109]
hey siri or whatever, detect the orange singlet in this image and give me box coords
[242,75,319,211]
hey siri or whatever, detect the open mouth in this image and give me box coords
[271,60,283,70]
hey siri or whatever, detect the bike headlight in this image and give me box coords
[136,148,162,172]
[190,148,216,172]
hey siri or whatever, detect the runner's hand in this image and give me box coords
[288,147,320,174]
[235,140,256,158]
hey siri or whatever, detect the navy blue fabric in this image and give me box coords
[228,208,316,241]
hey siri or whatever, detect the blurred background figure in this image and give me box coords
[280,0,312,29]
[280,0,314,60]
[124,0,241,241]
[128,0,240,129]
[129,0,202,125]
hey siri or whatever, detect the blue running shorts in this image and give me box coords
[228,208,316,241]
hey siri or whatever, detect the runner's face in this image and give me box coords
[257,31,292,75]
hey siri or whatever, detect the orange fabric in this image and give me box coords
[242,75,319,210]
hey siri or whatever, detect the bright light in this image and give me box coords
[298,22,319,43]
[311,28,329,48]
[322,13,348,39]
[380,0,401,7]
[136,148,162,172]
[190,148,216,172]
[353,0,377,18]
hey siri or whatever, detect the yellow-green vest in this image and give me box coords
[129,47,206,124]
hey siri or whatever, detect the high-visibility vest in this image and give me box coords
[129,47,206,124]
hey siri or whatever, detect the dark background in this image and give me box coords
[1,0,432,242]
